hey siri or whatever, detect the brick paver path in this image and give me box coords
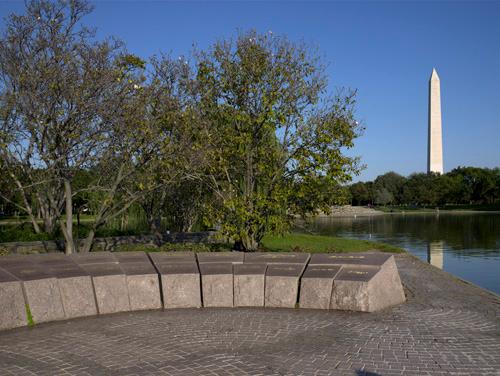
[0,254,499,375]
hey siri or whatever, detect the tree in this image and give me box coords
[349,181,372,206]
[163,179,210,232]
[373,172,406,205]
[0,0,125,252]
[0,0,166,253]
[135,54,207,235]
[196,31,362,250]
[448,167,498,205]
[374,187,393,206]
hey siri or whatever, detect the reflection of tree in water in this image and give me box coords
[306,213,500,255]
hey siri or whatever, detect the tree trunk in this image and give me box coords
[120,212,129,231]
[43,215,57,234]
[239,233,259,251]
[60,179,76,254]
[21,194,41,233]
[147,213,162,235]
[28,210,42,234]
[80,228,95,253]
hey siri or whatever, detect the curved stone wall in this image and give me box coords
[0,251,406,331]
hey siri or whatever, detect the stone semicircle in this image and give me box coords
[0,251,406,330]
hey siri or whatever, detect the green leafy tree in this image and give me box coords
[374,187,394,206]
[196,31,362,250]
[0,0,127,252]
[349,181,372,206]
[135,54,208,235]
[448,167,498,204]
[0,0,165,253]
[373,171,406,205]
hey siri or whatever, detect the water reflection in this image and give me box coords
[301,213,500,294]
[427,241,444,269]
[306,213,500,253]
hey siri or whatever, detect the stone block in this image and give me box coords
[265,264,305,308]
[330,266,380,312]
[149,251,196,264]
[197,252,243,264]
[0,255,37,268]
[233,264,267,307]
[113,251,150,264]
[70,251,118,265]
[299,265,342,309]
[3,264,65,324]
[78,263,130,314]
[199,263,233,307]
[32,253,75,267]
[321,253,406,312]
[155,262,201,308]
[120,262,161,311]
[309,252,392,267]
[0,267,27,330]
[367,255,406,311]
[50,265,97,319]
[244,252,310,265]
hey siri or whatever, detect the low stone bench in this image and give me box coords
[0,256,65,324]
[265,263,306,308]
[307,252,406,312]
[233,263,267,307]
[0,267,27,330]
[197,252,243,264]
[72,255,130,315]
[0,251,407,331]
[199,263,233,307]
[114,252,162,311]
[299,265,342,309]
[34,254,97,319]
[149,252,202,308]
[243,252,310,308]
[244,252,310,265]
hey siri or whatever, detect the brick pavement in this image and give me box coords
[0,254,499,375]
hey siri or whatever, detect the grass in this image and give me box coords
[112,233,404,254]
[114,242,233,253]
[261,233,405,253]
[0,220,404,255]
[262,233,405,253]
[25,304,35,327]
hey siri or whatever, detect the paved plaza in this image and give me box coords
[0,254,498,375]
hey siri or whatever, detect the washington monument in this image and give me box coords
[428,68,443,174]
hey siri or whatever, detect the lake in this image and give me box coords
[305,212,500,294]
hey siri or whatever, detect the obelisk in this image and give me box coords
[428,68,443,174]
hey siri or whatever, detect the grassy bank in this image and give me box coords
[112,234,404,254]
[260,233,404,253]
[0,222,405,254]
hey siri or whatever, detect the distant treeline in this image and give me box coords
[349,167,500,207]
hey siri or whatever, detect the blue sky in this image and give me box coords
[1,1,499,181]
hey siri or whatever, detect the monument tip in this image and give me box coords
[430,68,439,80]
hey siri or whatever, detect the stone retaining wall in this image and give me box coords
[0,251,406,331]
[0,231,218,254]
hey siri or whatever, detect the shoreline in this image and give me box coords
[322,205,500,217]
